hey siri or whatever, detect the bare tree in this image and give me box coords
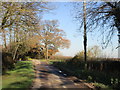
[74,2,120,58]
[0,2,50,49]
[0,2,51,61]
[83,1,87,66]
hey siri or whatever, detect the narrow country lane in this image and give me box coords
[31,60,94,90]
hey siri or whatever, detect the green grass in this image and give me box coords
[93,82,111,89]
[2,61,35,89]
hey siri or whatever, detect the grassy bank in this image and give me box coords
[2,61,35,89]
[51,60,120,89]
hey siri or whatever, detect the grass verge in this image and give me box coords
[2,61,35,89]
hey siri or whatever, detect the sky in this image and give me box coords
[1,2,118,58]
[41,2,118,58]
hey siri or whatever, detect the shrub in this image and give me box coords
[2,52,15,74]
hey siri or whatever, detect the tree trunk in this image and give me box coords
[46,45,48,60]
[45,44,48,60]
[118,29,120,58]
[83,1,87,62]
[2,28,7,49]
[9,26,12,49]
[13,44,19,61]
[14,30,16,42]
[83,1,87,69]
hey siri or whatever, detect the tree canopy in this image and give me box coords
[0,2,70,61]
[37,20,70,59]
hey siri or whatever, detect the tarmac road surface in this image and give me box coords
[31,60,93,90]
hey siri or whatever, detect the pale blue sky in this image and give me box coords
[42,2,118,58]
[0,2,118,58]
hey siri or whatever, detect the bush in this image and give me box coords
[2,52,15,74]
[20,56,30,61]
